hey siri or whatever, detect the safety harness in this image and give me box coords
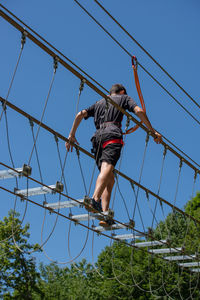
[102,56,146,149]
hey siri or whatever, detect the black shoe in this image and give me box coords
[85,198,102,213]
[99,219,115,227]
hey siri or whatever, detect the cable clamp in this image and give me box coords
[55,181,64,193]
[54,134,58,143]
[163,145,167,157]
[125,116,130,131]
[145,132,150,144]
[29,117,34,128]
[131,55,138,70]
[53,56,58,72]
[79,78,86,95]
[148,227,153,237]
[194,169,198,181]
[21,30,27,49]
[179,158,183,169]
[2,101,6,111]
[129,219,135,229]
[75,147,80,157]
[22,164,32,177]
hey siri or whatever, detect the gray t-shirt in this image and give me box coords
[85,94,137,142]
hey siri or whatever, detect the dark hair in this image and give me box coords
[109,84,127,95]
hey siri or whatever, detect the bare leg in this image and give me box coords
[92,161,114,210]
[101,173,115,211]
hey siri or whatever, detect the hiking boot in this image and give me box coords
[99,218,116,227]
[84,197,102,213]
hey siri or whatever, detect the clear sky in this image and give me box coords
[0,0,200,266]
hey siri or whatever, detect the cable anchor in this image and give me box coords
[29,117,34,128]
[125,116,130,132]
[21,30,27,49]
[132,55,138,70]
[194,169,198,181]
[2,100,6,111]
[163,145,167,158]
[53,56,58,73]
[179,158,183,170]
[55,181,64,193]
[145,132,150,145]
[79,78,86,96]
[54,134,59,144]
[75,147,80,157]
[22,164,32,177]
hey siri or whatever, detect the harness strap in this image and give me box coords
[102,138,124,149]
[100,121,121,129]
[123,56,146,135]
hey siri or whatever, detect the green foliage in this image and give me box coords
[0,210,42,299]
[1,193,200,299]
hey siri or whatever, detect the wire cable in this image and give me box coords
[94,0,200,111]
[73,0,200,128]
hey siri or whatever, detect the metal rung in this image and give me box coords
[132,240,167,248]
[71,213,96,222]
[113,233,143,240]
[93,223,129,232]
[45,199,84,209]
[148,247,182,254]
[0,167,23,179]
[178,262,200,267]
[190,268,200,273]
[70,211,112,222]
[164,255,196,261]
[0,164,32,179]
[15,185,57,197]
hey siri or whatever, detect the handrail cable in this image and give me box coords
[0,8,200,170]
[73,0,200,127]
[94,0,200,110]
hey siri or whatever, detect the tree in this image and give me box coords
[0,210,42,299]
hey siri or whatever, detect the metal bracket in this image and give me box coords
[55,181,64,193]
[22,164,32,177]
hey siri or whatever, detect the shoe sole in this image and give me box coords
[99,220,114,227]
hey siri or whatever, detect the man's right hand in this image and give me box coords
[153,131,162,144]
[65,135,79,152]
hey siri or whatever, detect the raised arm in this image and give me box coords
[134,106,162,144]
[65,109,88,151]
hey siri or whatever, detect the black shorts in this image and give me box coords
[94,143,123,170]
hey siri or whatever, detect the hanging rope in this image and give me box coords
[28,56,58,165]
[124,56,146,135]
[0,31,26,123]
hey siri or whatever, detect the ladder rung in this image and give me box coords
[164,255,196,261]
[0,167,23,179]
[190,268,200,273]
[113,233,142,240]
[45,199,84,209]
[15,185,56,197]
[132,240,167,248]
[178,262,200,267]
[71,213,96,222]
[93,223,129,232]
[70,211,112,222]
[148,247,182,254]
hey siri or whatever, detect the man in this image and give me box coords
[65,84,162,227]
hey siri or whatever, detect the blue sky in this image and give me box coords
[0,0,200,266]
